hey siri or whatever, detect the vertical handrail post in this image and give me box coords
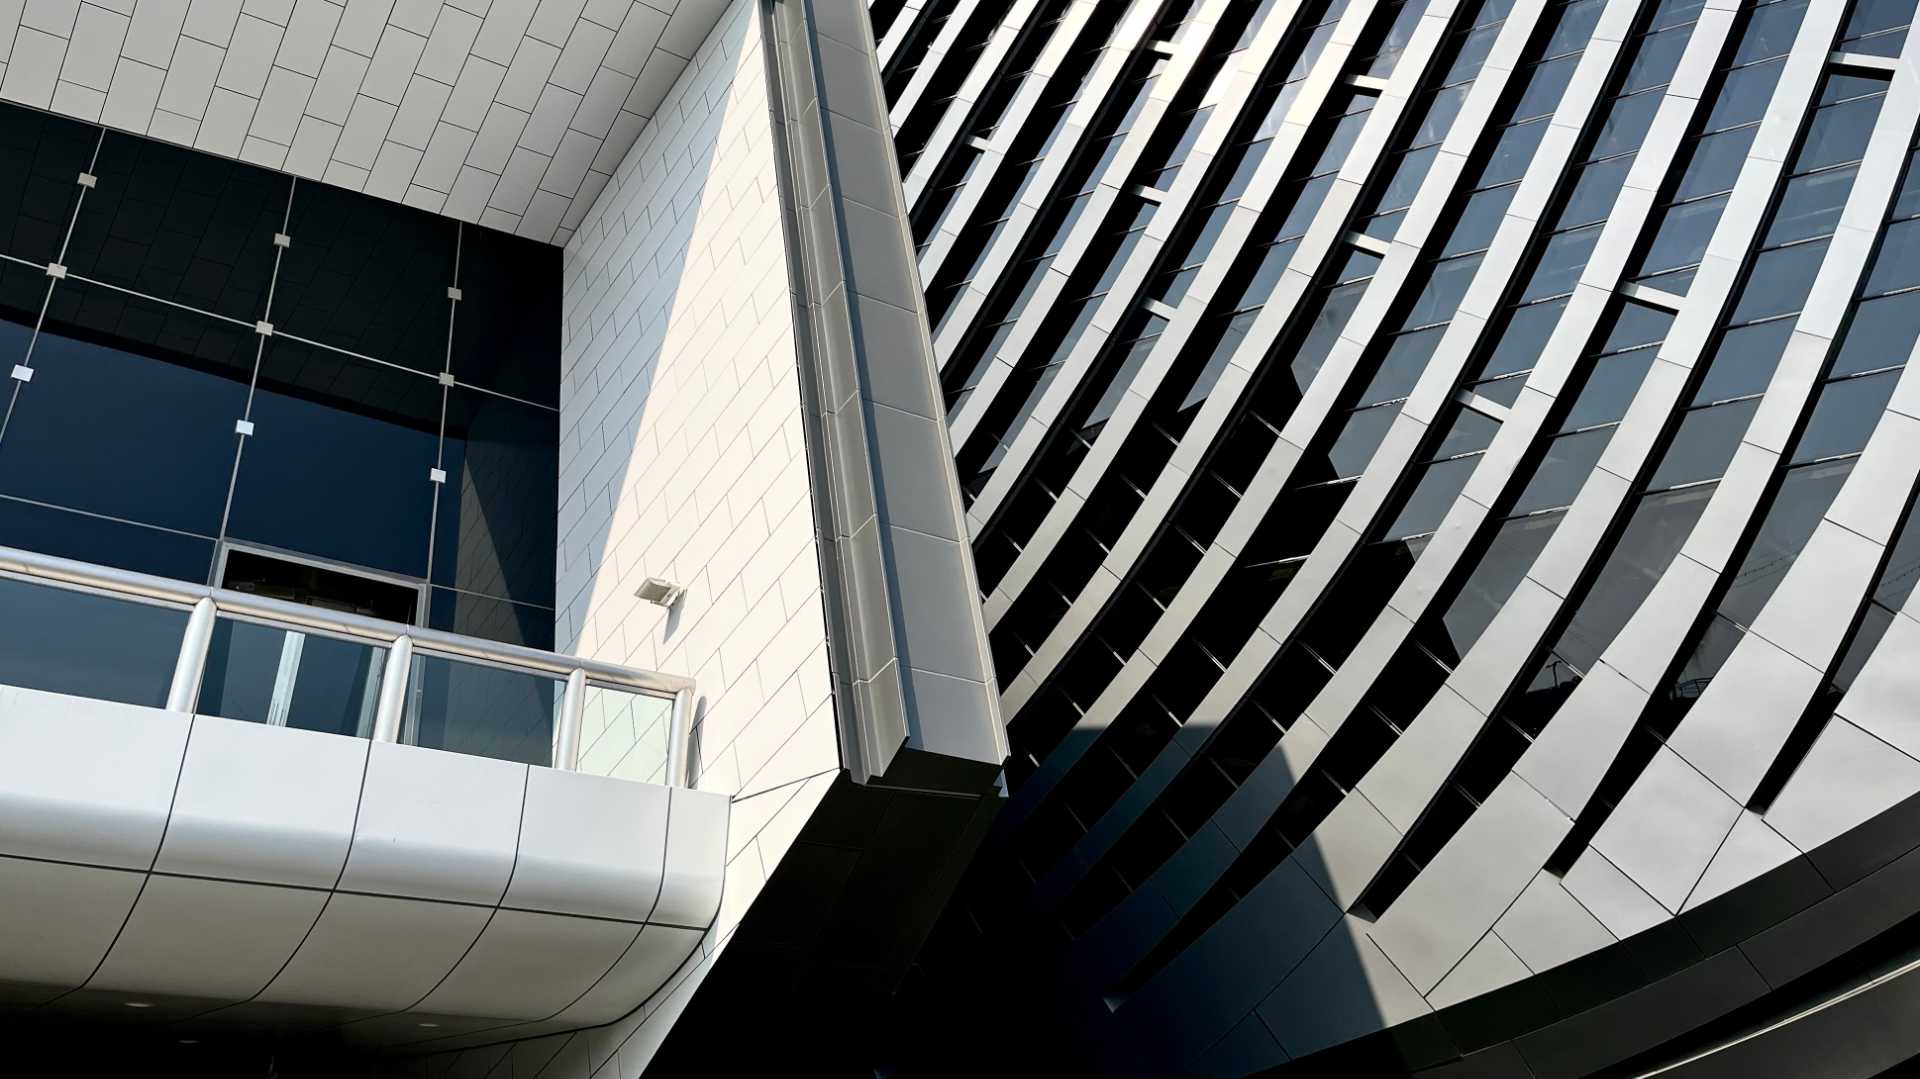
[555,668,587,770]
[372,635,414,744]
[166,597,218,713]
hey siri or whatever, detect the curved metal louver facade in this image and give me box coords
[874,0,1920,1074]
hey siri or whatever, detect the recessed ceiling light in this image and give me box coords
[177,1039,199,1045]
[123,1001,154,1009]
[416,1022,439,1029]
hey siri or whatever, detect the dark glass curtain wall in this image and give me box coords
[0,100,561,649]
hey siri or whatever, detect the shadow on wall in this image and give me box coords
[551,2,755,674]
[878,722,1383,1078]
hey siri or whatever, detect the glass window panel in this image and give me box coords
[1672,127,1758,202]
[1692,317,1794,404]
[1842,0,1909,43]
[1431,407,1499,460]
[0,103,96,267]
[405,652,562,766]
[1765,166,1856,245]
[449,225,562,406]
[1473,371,1531,409]
[1599,301,1675,354]
[1357,326,1445,405]
[1403,254,1482,329]
[1549,482,1715,674]
[1543,0,1606,57]
[1409,85,1470,149]
[1383,456,1477,541]
[1894,146,1920,221]
[1792,371,1899,464]
[576,684,675,783]
[1509,54,1579,124]
[65,134,288,323]
[1372,146,1441,214]
[433,387,559,609]
[1309,104,1377,177]
[271,182,456,375]
[1443,23,1503,86]
[1472,119,1550,190]
[0,576,187,707]
[1290,281,1368,391]
[1833,291,1920,376]
[1703,60,1785,131]
[1731,240,1827,323]
[196,618,385,738]
[1794,94,1885,174]
[0,497,215,581]
[1718,459,1853,626]
[1634,195,1726,278]
[1520,224,1600,302]
[1556,156,1635,231]
[1482,298,1568,377]
[1331,247,1383,285]
[1360,209,1408,243]
[1866,218,1920,295]
[1731,1,1808,66]
[1325,404,1399,478]
[1649,398,1759,489]
[228,339,441,579]
[1560,347,1657,431]
[0,281,250,537]
[1364,0,1426,76]
[1511,426,1610,515]
[1432,509,1563,657]
[428,588,555,650]
[1590,92,1660,162]
[1230,236,1298,310]
[1621,28,1689,94]
[1438,186,1515,258]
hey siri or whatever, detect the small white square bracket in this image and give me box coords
[428,467,447,484]
[77,173,95,189]
[446,286,463,301]
[10,364,32,383]
[255,321,274,336]
[235,419,255,436]
[273,233,291,248]
[437,371,456,387]
[46,263,65,279]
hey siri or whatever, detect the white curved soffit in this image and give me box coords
[0,684,727,1046]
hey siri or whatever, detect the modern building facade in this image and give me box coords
[0,0,1005,1074]
[8,0,1920,1075]
[873,0,1920,1075]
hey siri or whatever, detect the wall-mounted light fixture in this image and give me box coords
[636,577,686,608]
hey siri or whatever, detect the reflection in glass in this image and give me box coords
[434,388,559,609]
[0,106,96,267]
[0,282,250,537]
[576,684,675,784]
[228,340,440,578]
[405,651,562,766]
[66,134,288,323]
[197,618,384,737]
[0,575,187,707]
[1648,399,1759,490]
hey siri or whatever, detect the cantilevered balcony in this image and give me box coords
[0,545,727,1050]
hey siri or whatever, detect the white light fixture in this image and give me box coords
[124,1001,153,1009]
[416,1022,439,1029]
[636,577,685,608]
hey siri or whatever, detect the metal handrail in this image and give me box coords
[0,543,697,786]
